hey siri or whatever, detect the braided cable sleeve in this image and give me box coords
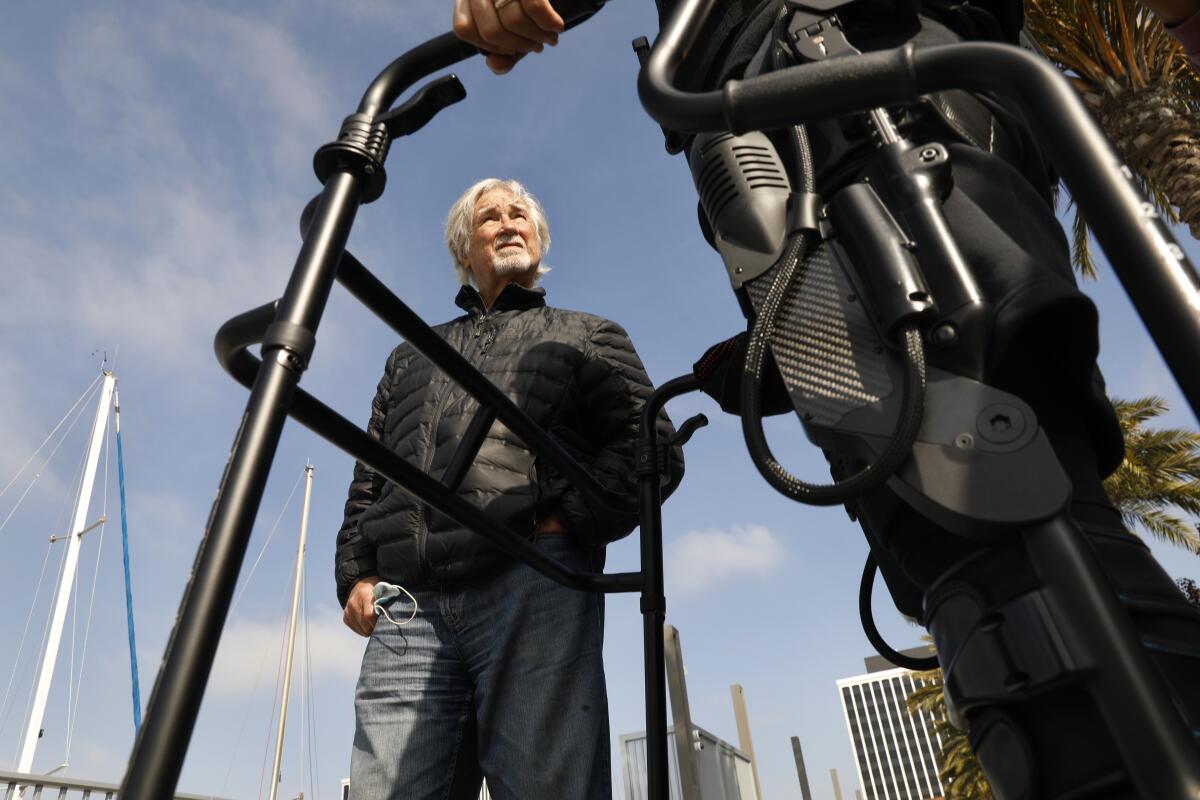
[740,234,928,506]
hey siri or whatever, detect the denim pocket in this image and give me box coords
[532,529,587,569]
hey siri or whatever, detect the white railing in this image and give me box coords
[0,770,233,800]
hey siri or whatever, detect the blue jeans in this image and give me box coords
[349,534,612,800]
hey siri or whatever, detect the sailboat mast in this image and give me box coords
[17,370,117,774]
[269,464,313,800]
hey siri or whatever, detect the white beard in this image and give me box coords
[493,251,533,276]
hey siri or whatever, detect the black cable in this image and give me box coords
[860,553,941,671]
[769,23,815,195]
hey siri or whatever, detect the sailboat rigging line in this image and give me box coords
[0,381,100,537]
[66,417,113,761]
[2,463,77,740]
[229,468,306,615]
[11,536,69,765]
[0,375,101,501]
[115,388,142,733]
[0,544,54,735]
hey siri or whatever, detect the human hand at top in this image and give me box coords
[452,0,565,74]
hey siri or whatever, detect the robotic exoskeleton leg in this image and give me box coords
[681,3,1200,796]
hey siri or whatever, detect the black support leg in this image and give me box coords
[120,170,364,800]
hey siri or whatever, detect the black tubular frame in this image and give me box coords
[120,11,702,782]
[119,0,1200,797]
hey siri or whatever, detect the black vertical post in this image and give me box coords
[120,169,364,800]
[639,432,669,800]
[637,375,701,800]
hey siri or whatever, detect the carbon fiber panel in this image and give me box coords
[744,241,894,427]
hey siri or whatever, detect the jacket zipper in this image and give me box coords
[416,309,492,583]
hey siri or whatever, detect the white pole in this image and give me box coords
[17,371,116,774]
[269,465,313,800]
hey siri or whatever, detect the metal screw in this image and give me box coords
[977,403,1025,444]
[919,147,939,162]
[364,164,376,175]
[820,205,829,219]
[735,267,743,274]
[955,433,975,450]
[988,414,1012,433]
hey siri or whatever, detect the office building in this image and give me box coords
[836,649,945,800]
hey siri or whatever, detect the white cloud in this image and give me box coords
[147,5,336,169]
[0,354,75,494]
[208,609,362,697]
[0,3,354,385]
[64,738,126,783]
[665,524,786,599]
[125,486,207,559]
[304,0,450,33]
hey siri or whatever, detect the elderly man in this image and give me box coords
[335,178,680,800]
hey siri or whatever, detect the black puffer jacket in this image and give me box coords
[334,283,682,605]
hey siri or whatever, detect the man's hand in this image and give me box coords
[452,0,564,74]
[536,511,566,536]
[344,575,383,637]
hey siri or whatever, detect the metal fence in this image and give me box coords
[0,770,233,800]
[621,726,759,800]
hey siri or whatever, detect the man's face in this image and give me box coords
[465,188,542,288]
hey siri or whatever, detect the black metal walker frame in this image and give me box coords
[118,0,1200,797]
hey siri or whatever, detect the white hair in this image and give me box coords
[445,178,552,287]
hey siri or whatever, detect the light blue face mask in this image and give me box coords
[372,581,419,626]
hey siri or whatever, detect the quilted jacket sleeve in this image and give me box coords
[334,349,395,607]
[555,319,685,546]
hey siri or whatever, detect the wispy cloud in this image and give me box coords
[0,3,351,381]
[146,5,337,169]
[665,523,786,599]
[125,486,206,559]
[208,609,362,697]
[304,0,451,33]
[0,353,88,495]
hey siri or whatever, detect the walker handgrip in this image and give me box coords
[379,75,467,139]
[553,0,608,28]
[723,46,917,133]
[667,414,709,449]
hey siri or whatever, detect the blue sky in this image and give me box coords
[1,2,1198,799]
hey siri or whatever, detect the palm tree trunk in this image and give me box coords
[1098,82,1200,236]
